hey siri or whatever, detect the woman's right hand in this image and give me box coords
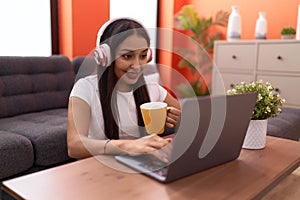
[112,134,173,162]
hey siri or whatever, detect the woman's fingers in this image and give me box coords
[150,149,169,163]
[146,135,173,163]
[166,107,181,128]
[160,141,173,158]
[147,135,170,148]
[151,140,173,163]
[168,107,181,116]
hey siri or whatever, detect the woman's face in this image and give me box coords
[114,34,149,91]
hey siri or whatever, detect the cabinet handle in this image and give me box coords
[277,56,282,60]
[230,84,235,88]
[232,55,237,59]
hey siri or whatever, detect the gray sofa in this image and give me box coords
[268,107,300,141]
[0,55,75,180]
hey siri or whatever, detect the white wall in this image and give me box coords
[110,0,158,62]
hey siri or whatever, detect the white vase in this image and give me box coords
[242,119,268,149]
[255,12,267,39]
[227,6,241,41]
[296,5,300,40]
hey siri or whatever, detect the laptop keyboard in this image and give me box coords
[135,154,169,177]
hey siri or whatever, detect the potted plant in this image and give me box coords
[227,80,285,149]
[281,26,296,39]
[173,5,229,97]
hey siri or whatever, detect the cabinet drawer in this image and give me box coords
[257,75,300,107]
[215,44,256,71]
[257,43,300,72]
[213,72,255,94]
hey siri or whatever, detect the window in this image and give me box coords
[0,0,55,56]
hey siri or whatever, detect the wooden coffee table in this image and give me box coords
[2,136,300,200]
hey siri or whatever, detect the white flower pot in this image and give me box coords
[281,34,295,39]
[242,119,268,149]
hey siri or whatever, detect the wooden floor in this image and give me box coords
[263,167,300,200]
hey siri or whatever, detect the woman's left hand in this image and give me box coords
[166,107,181,128]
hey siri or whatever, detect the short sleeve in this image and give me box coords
[70,78,94,106]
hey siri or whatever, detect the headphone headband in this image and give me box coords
[96,17,144,46]
[94,17,152,66]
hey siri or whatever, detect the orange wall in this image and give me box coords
[190,0,300,39]
[157,0,300,91]
[58,0,109,59]
[58,0,73,58]
[58,0,300,58]
[157,0,176,88]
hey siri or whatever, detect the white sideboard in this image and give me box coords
[212,40,300,108]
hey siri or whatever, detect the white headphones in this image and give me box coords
[94,17,153,67]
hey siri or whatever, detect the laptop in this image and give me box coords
[115,92,257,183]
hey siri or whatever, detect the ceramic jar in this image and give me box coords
[227,6,241,41]
[255,12,267,39]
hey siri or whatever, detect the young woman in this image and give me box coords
[67,18,180,160]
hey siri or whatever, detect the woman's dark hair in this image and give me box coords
[98,18,151,139]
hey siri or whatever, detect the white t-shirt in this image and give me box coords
[69,75,167,139]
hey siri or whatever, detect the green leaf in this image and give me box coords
[227,80,285,119]
[173,5,230,96]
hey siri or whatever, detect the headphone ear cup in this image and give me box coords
[147,48,153,63]
[94,44,111,67]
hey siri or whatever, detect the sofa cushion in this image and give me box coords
[267,107,300,141]
[0,131,34,179]
[0,55,75,118]
[0,109,70,166]
[72,56,98,81]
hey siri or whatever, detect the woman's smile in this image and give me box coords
[125,70,141,80]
